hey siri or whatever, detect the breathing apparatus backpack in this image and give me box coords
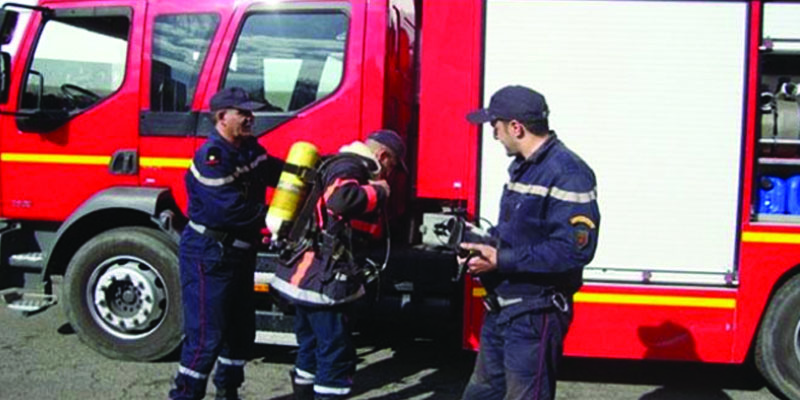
[268,148,386,306]
[265,141,320,243]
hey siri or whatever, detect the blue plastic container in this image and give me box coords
[759,176,787,214]
[787,175,800,215]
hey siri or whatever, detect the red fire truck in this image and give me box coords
[0,0,799,398]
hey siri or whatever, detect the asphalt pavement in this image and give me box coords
[0,304,781,399]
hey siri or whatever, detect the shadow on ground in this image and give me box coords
[247,315,774,400]
[561,357,771,400]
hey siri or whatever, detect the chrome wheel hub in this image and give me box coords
[88,256,167,339]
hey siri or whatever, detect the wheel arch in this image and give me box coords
[749,263,800,400]
[44,187,186,278]
[750,264,800,355]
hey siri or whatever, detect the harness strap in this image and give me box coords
[285,154,350,244]
[281,163,317,183]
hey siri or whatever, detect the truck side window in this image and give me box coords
[20,15,129,112]
[151,14,218,112]
[224,12,347,112]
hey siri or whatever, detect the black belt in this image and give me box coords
[188,221,252,250]
[483,292,570,314]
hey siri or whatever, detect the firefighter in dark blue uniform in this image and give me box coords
[460,86,600,400]
[270,130,404,400]
[169,87,284,400]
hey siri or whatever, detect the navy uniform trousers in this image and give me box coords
[170,229,255,400]
[293,304,356,398]
[462,304,573,400]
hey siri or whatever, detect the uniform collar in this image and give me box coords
[509,132,559,174]
[209,129,257,154]
[209,129,238,152]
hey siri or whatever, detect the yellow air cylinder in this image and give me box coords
[266,141,320,241]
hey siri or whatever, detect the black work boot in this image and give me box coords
[290,370,314,400]
[214,387,240,400]
[314,394,347,400]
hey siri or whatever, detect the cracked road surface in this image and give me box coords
[0,304,782,399]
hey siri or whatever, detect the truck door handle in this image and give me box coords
[109,149,138,175]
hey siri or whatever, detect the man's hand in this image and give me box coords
[370,179,391,197]
[457,242,498,275]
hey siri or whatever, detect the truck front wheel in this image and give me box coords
[62,227,182,361]
[755,273,800,399]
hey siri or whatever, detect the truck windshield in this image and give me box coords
[20,14,129,112]
[224,11,347,112]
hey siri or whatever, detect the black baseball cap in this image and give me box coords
[467,85,549,125]
[210,87,265,112]
[368,129,407,172]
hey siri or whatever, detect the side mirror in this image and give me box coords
[16,109,70,133]
[0,51,10,104]
[0,10,19,45]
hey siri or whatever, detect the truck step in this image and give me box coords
[8,252,44,269]
[0,288,56,314]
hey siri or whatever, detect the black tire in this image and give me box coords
[62,226,182,361]
[755,273,800,400]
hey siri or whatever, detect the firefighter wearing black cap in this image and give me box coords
[270,129,405,400]
[460,86,600,400]
[169,87,284,400]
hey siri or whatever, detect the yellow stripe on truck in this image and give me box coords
[1,153,192,169]
[742,231,800,244]
[140,157,192,168]
[573,292,735,309]
[471,288,735,309]
[1,152,110,165]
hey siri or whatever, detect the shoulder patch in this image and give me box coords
[574,227,590,250]
[205,147,222,166]
[569,215,596,229]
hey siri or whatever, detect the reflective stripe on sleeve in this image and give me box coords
[189,154,270,187]
[322,178,360,202]
[178,365,209,380]
[318,178,360,226]
[506,182,597,204]
[190,162,236,187]
[247,154,268,170]
[351,219,382,237]
[550,186,597,203]
[362,184,378,212]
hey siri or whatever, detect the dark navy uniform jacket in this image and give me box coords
[483,133,600,302]
[321,153,388,239]
[186,130,283,237]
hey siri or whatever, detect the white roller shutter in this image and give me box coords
[479,1,747,283]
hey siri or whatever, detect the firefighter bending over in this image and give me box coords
[460,86,600,400]
[169,87,284,400]
[270,129,405,400]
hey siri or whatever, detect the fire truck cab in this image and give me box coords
[0,0,418,361]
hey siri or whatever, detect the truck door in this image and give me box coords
[0,2,144,221]
[199,1,364,158]
[138,2,228,212]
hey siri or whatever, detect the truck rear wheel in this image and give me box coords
[755,273,800,399]
[62,227,182,361]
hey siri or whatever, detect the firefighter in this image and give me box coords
[459,86,600,400]
[169,87,284,400]
[270,129,404,400]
